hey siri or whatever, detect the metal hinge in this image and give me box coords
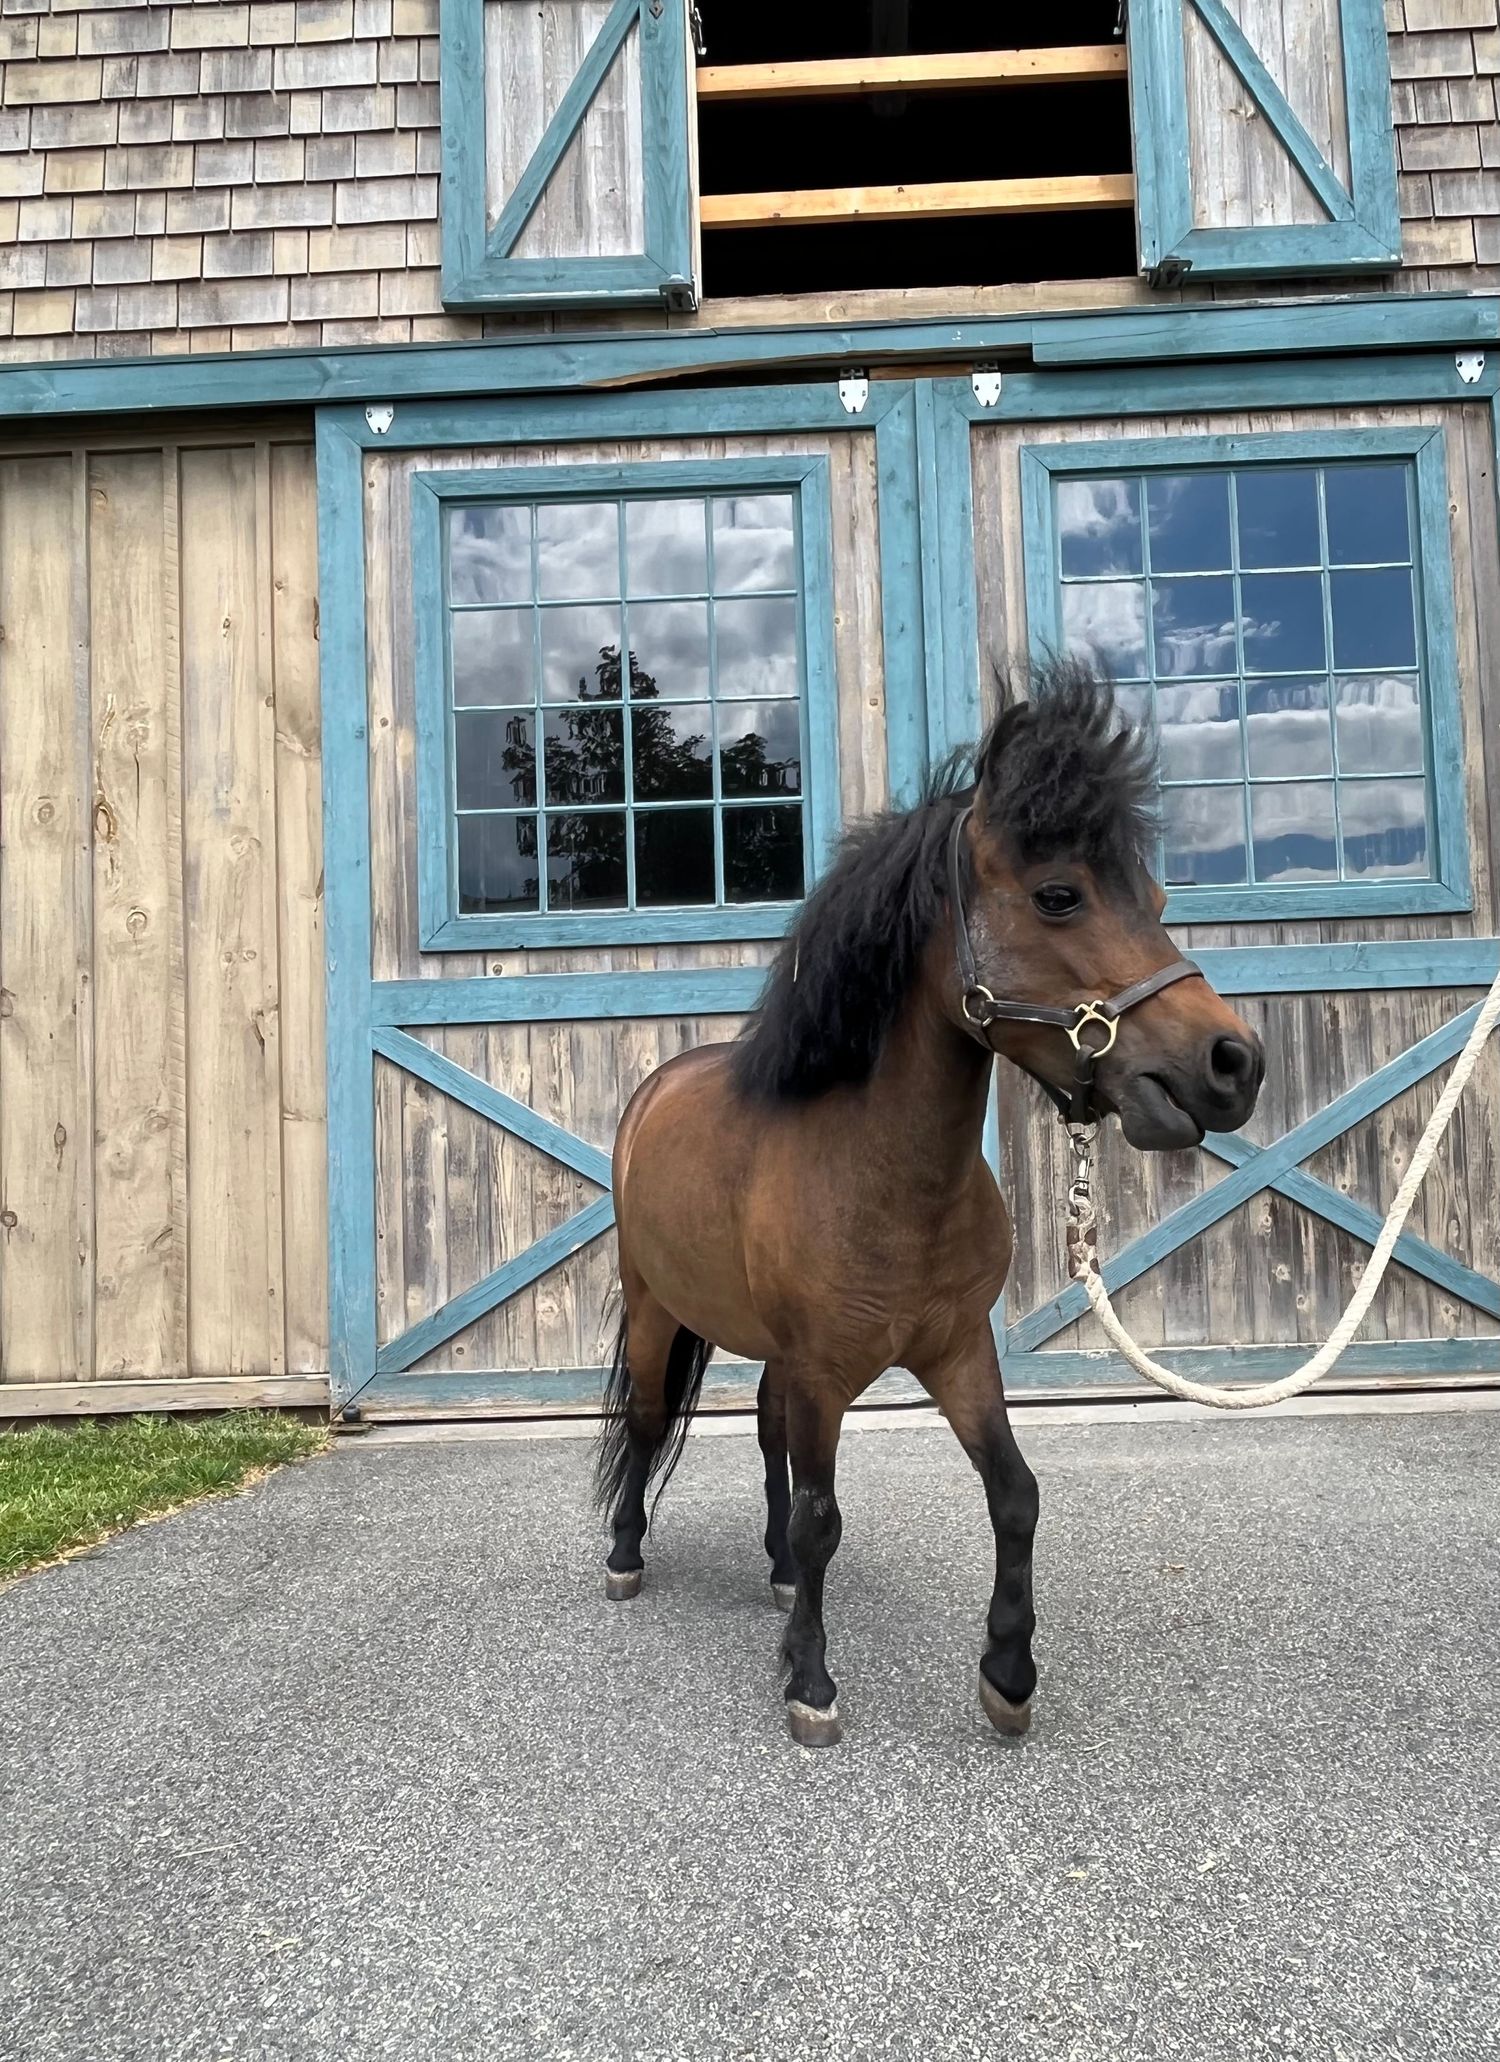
[838,369,869,415]
[971,366,1002,407]
[365,404,394,435]
[1456,351,1486,385]
[1115,0,1128,35]
[1148,255,1192,288]
[689,1,706,56]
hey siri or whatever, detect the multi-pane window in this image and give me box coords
[445,491,807,916]
[1055,461,1430,889]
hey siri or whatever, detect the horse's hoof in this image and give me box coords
[604,1568,642,1601]
[786,1698,842,1748]
[980,1676,1032,1736]
[771,1581,797,1612]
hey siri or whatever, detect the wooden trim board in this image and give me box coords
[0,1376,329,1419]
[701,176,1135,230]
[695,47,1127,100]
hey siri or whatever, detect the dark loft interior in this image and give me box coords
[696,1,1137,298]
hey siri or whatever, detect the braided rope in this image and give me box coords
[1064,967,1500,1410]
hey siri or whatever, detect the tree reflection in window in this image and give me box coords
[449,489,807,918]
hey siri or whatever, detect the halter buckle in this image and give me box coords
[1065,1002,1119,1058]
[961,983,999,1028]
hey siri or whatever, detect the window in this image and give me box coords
[412,460,839,949]
[1021,430,1470,920]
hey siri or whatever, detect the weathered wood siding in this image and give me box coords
[0,425,326,1395]
[971,399,1500,1364]
[364,430,888,1375]
[1184,0,1351,231]
[485,0,646,260]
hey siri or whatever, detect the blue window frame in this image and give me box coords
[1129,0,1400,282]
[440,0,695,311]
[412,457,839,950]
[1021,428,1471,921]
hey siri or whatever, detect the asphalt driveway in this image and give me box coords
[2,1409,1497,2062]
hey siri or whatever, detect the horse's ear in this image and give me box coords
[976,701,1029,792]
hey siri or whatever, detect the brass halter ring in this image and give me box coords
[1066,1002,1119,1057]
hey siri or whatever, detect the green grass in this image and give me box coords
[0,1412,327,1583]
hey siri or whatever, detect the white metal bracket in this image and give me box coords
[838,370,869,415]
[971,367,1003,407]
[1456,351,1485,386]
[365,404,395,435]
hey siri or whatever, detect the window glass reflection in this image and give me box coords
[1235,468,1320,568]
[1156,680,1242,782]
[719,701,803,798]
[628,601,710,700]
[712,495,796,592]
[449,503,530,606]
[632,703,713,801]
[1330,569,1417,671]
[1341,778,1429,877]
[1061,580,1147,679]
[456,710,535,810]
[1325,465,1409,566]
[540,606,624,704]
[452,607,532,707]
[1333,674,1423,776]
[458,813,537,914]
[716,597,800,698]
[635,809,716,905]
[1240,572,1325,672]
[626,498,708,597]
[536,501,618,601]
[1250,781,1338,882]
[1146,473,1232,574]
[1152,577,1236,676]
[1162,787,1248,886]
[544,811,627,909]
[1245,678,1333,779]
[542,707,624,806]
[1057,478,1142,577]
[724,806,804,903]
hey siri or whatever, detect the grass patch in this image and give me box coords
[0,1412,327,1584]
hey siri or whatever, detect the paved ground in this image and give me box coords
[3,1411,1498,2062]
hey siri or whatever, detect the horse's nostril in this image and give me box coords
[1211,1035,1259,1094]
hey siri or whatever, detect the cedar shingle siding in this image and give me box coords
[0,1,1494,357]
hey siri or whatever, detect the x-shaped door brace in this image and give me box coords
[371,1029,615,1376]
[1010,1001,1497,1354]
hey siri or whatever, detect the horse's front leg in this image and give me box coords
[781,1376,847,1748]
[917,1328,1040,1734]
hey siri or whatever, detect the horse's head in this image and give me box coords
[955,661,1263,1150]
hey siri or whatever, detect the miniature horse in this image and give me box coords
[593,660,1264,1746]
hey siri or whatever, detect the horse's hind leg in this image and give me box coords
[597,1275,681,1601]
[916,1328,1039,1735]
[756,1365,797,1609]
[781,1377,847,1748]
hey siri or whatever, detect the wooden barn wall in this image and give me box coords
[970,400,1500,1361]
[0,425,327,1403]
[364,431,886,1376]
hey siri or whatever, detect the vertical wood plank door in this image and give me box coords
[0,430,327,1403]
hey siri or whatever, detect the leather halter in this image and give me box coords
[946,806,1203,1126]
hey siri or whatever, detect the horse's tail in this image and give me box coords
[591,1308,711,1521]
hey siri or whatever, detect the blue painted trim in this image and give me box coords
[410,453,839,952]
[1005,1339,1500,1387]
[1019,425,1473,924]
[1129,0,1400,280]
[376,1195,617,1375]
[441,0,695,310]
[317,416,379,1413]
[354,1364,928,1414]
[1203,1133,1500,1322]
[915,380,982,767]
[874,385,927,812]
[372,1027,614,1189]
[1007,1002,1484,1353]
[4,300,1497,423]
[1189,0,1354,225]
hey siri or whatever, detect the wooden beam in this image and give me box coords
[695,46,1128,102]
[700,175,1136,231]
[0,1375,330,1418]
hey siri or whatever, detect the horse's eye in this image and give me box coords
[1032,882,1083,919]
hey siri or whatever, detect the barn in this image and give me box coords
[0,0,1496,1424]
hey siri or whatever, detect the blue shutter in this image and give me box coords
[442,0,698,311]
[1129,0,1400,282]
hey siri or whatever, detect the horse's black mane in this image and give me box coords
[732,656,1156,1102]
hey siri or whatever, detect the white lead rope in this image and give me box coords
[1063,965,1500,1410]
